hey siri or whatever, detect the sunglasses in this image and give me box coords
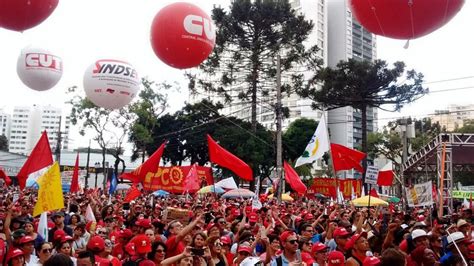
[214,242,223,247]
[287,240,298,244]
[155,249,165,254]
[41,248,53,254]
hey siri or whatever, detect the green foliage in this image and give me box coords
[0,135,8,151]
[128,78,175,162]
[188,0,322,131]
[455,119,474,133]
[141,99,275,182]
[282,118,318,161]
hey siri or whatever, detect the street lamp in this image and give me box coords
[94,162,100,188]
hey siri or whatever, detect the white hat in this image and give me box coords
[367,231,375,240]
[457,219,469,228]
[401,224,409,230]
[447,232,465,246]
[411,229,428,240]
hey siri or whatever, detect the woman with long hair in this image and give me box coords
[148,241,167,265]
[35,242,53,265]
[68,214,81,231]
[6,248,25,266]
[207,236,227,266]
[192,232,207,249]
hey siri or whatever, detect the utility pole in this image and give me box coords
[400,118,409,210]
[276,54,284,201]
[85,140,91,189]
[55,116,62,164]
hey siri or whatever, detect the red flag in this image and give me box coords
[120,141,166,184]
[70,153,80,193]
[207,135,253,181]
[183,163,200,193]
[330,143,366,173]
[283,161,307,195]
[369,188,379,198]
[377,161,394,186]
[0,167,11,186]
[17,131,53,189]
[124,184,141,203]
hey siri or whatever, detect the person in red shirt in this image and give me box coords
[86,235,112,266]
[165,214,202,258]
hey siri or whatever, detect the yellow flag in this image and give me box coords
[33,162,64,217]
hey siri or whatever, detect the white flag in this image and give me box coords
[295,114,329,167]
[37,212,48,242]
[85,204,96,222]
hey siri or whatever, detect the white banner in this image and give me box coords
[405,181,433,207]
[365,166,379,185]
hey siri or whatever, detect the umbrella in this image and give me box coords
[268,193,294,202]
[352,195,389,207]
[387,196,401,203]
[221,188,256,199]
[152,189,170,197]
[197,185,225,194]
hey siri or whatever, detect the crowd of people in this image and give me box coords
[0,187,474,266]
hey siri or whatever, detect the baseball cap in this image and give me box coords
[232,209,241,216]
[19,235,35,244]
[237,245,252,254]
[363,256,381,266]
[87,235,105,252]
[411,229,428,240]
[248,213,258,223]
[12,229,26,239]
[345,232,368,250]
[53,229,66,241]
[333,227,350,238]
[52,211,65,218]
[328,251,345,266]
[61,235,73,243]
[220,235,232,245]
[120,229,133,239]
[135,218,152,229]
[304,213,314,220]
[125,242,136,256]
[311,243,328,253]
[132,234,152,254]
[447,232,465,246]
[279,231,296,243]
[6,248,24,263]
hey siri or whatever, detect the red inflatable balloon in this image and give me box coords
[150,2,215,69]
[0,0,59,32]
[349,0,464,40]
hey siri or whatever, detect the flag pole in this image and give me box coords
[323,110,339,204]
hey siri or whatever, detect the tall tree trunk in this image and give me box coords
[361,105,368,193]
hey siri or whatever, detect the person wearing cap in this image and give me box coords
[456,219,471,238]
[86,235,111,266]
[128,234,158,266]
[24,220,44,248]
[6,248,25,266]
[327,250,345,266]
[19,235,38,266]
[411,229,429,248]
[48,212,73,242]
[440,231,468,266]
[363,256,381,266]
[270,231,299,266]
[56,236,77,265]
[312,243,328,266]
[329,227,351,253]
[234,244,253,266]
[345,232,369,266]
[165,214,203,259]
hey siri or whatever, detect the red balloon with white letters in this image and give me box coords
[349,0,465,40]
[0,0,59,32]
[150,2,216,69]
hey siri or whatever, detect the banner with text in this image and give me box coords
[405,181,433,207]
[308,178,362,199]
[453,191,474,199]
[142,166,213,193]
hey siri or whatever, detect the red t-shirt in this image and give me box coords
[112,243,124,260]
[95,255,111,266]
[301,251,315,265]
[165,235,185,258]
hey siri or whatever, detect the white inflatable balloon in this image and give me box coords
[16,46,63,91]
[83,59,140,109]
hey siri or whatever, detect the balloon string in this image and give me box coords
[408,0,415,41]
[444,0,451,23]
[403,40,410,49]
[367,0,386,37]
